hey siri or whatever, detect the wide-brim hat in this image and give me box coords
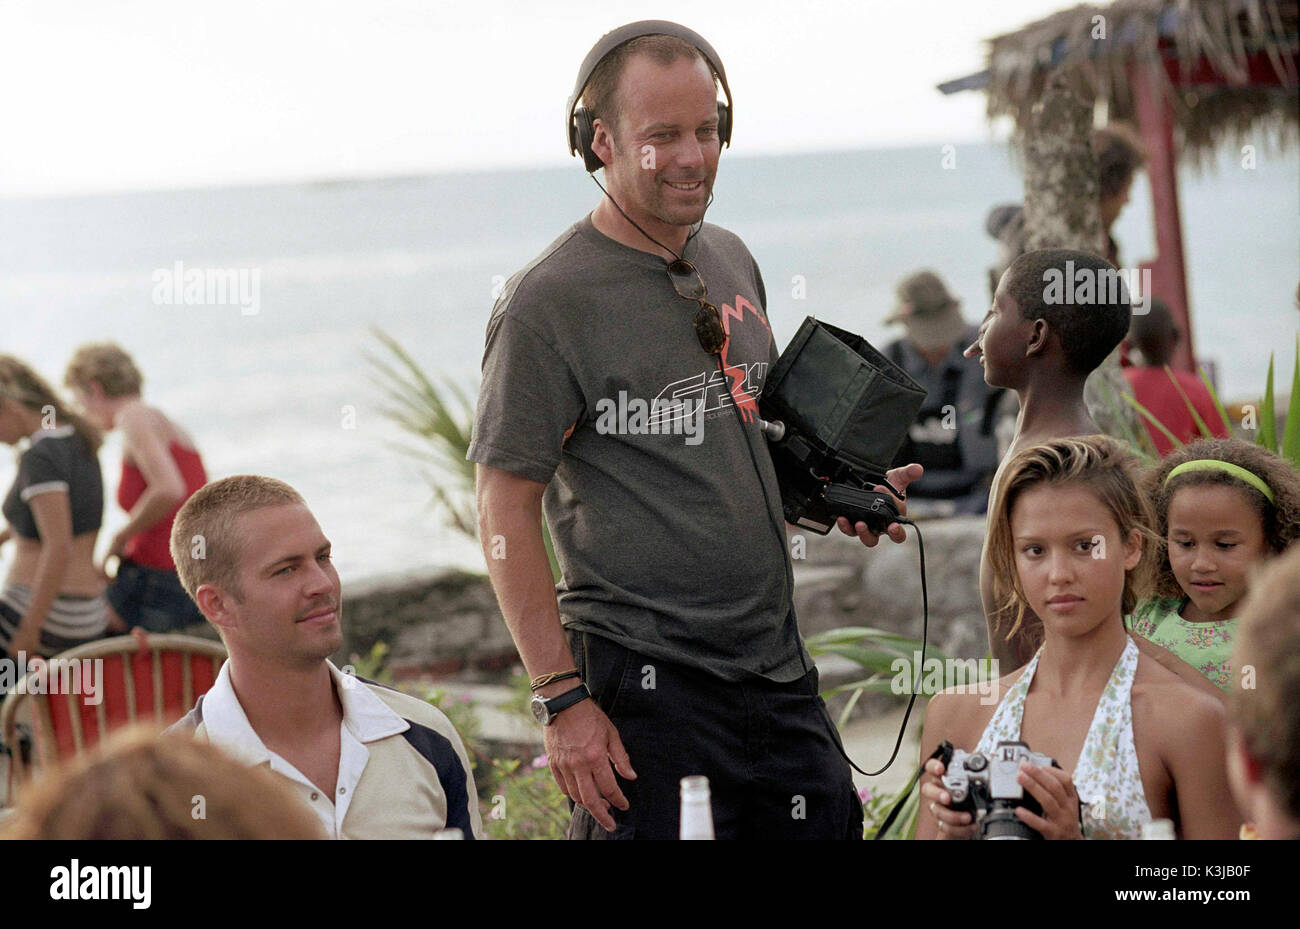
[885,270,966,350]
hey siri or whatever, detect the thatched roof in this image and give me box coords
[942,0,1299,165]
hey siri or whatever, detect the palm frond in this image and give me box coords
[1122,392,1183,453]
[366,327,562,583]
[1259,354,1278,451]
[1281,339,1300,468]
[1196,367,1235,438]
[1094,372,1158,461]
[1162,365,1215,438]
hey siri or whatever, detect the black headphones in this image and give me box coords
[566,20,734,173]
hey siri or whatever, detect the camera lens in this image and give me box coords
[980,808,1039,840]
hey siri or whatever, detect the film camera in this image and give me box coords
[941,740,1063,840]
[759,318,927,535]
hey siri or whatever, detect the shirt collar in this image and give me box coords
[202,659,409,766]
[29,425,74,444]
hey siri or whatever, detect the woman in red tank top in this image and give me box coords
[66,344,209,634]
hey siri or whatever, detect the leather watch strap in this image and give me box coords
[544,682,591,719]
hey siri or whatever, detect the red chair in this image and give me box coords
[1,633,226,796]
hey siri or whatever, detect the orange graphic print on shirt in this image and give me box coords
[718,294,772,423]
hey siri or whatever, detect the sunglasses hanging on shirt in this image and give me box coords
[590,174,724,356]
[667,259,726,355]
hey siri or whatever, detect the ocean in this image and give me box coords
[2,142,1297,582]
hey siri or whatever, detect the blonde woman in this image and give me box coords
[65,343,207,633]
[2,726,325,839]
[917,436,1239,839]
[0,356,108,658]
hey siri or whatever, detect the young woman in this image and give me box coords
[917,436,1240,839]
[1130,438,1300,693]
[0,356,109,657]
[64,344,207,633]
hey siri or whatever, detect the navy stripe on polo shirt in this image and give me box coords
[401,721,475,838]
[172,661,484,839]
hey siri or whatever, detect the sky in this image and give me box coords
[1,0,1088,198]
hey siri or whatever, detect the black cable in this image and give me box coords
[712,354,929,781]
[587,165,929,802]
[588,174,709,261]
[854,519,927,777]
[873,738,949,840]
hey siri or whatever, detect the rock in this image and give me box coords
[334,567,518,674]
[336,517,993,726]
[793,516,988,659]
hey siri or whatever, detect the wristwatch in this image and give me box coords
[530,682,591,726]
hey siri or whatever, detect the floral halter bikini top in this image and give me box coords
[975,636,1152,840]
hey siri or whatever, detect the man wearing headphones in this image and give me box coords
[470,21,920,839]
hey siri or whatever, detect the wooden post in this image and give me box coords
[1130,59,1195,372]
[1022,70,1140,438]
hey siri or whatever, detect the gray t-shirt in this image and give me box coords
[468,214,807,682]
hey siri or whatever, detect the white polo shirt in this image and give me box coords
[181,659,482,840]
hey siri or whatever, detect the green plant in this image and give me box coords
[479,755,571,840]
[1256,342,1300,468]
[806,626,958,728]
[1122,343,1299,469]
[476,668,570,839]
[367,327,479,538]
[422,685,483,749]
[367,327,561,581]
[1094,368,1160,461]
[862,775,922,840]
[807,627,995,839]
[347,640,394,686]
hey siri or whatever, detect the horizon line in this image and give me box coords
[0,135,1017,204]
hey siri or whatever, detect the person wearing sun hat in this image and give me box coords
[883,270,1007,516]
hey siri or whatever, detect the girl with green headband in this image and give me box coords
[1130,438,1300,694]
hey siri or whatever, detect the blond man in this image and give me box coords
[167,475,482,839]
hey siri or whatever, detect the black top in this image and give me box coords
[2,426,103,540]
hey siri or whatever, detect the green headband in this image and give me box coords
[1164,460,1275,505]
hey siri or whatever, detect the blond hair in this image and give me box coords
[1231,546,1300,820]
[988,435,1157,646]
[0,726,324,839]
[170,475,305,601]
[0,355,101,454]
[64,342,144,398]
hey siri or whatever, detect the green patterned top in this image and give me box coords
[1127,597,1235,693]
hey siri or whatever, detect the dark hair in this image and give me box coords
[1093,125,1145,200]
[1144,438,1300,600]
[1003,248,1132,376]
[582,34,718,141]
[0,355,102,454]
[1128,298,1178,367]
